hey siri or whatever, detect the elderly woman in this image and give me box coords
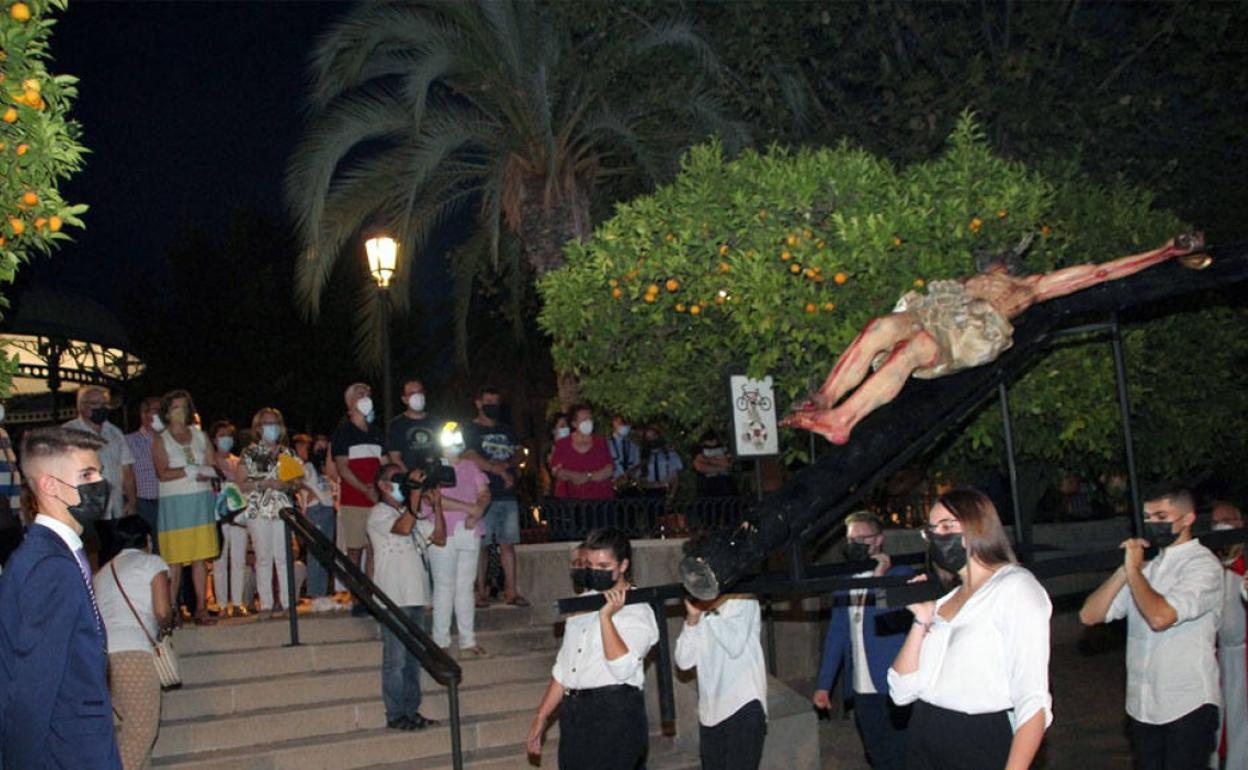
[94,515,172,770]
[151,389,219,625]
[235,407,299,619]
[888,488,1051,769]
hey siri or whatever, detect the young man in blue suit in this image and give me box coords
[812,511,913,770]
[0,427,122,769]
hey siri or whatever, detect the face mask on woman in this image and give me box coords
[577,419,594,436]
[927,532,968,572]
[216,435,234,454]
[261,424,281,444]
[585,567,618,592]
[555,426,571,440]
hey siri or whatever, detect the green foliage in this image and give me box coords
[539,116,1247,479]
[0,0,88,390]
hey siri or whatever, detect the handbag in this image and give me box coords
[111,562,182,690]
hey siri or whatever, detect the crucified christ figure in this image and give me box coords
[782,233,1207,445]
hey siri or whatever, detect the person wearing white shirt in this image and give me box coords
[367,464,443,732]
[94,515,173,770]
[1080,486,1224,770]
[526,529,659,769]
[674,592,768,770]
[889,488,1051,770]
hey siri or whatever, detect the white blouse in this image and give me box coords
[673,596,769,727]
[888,563,1053,730]
[552,597,659,691]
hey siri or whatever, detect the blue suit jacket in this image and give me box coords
[815,564,914,702]
[0,524,122,769]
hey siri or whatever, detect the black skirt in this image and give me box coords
[906,700,1013,770]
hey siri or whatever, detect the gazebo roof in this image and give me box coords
[4,286,134,350]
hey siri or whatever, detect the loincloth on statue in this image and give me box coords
[871,279,1014,378]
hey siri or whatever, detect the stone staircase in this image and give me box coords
[151,605,702,769]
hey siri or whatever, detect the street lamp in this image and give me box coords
[365,234,398,423]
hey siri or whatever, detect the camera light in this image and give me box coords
[440,421,464,448]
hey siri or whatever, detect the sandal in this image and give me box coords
[193,611,217,626]
[505,595,530,607]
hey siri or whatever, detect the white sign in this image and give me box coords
[729,374,779,457]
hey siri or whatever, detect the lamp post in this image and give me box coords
[365,234,398,424]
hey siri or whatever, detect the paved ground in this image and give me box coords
[809,609,1135,769]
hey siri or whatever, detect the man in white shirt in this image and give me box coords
[675,592,768,770]
[63,386,137,525]
[1080,486,1224,770]
[366,463,441,732]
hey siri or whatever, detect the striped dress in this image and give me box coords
[157,427,219,564]
[0,430,21,518]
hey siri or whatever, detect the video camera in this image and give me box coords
[398,421,465,493]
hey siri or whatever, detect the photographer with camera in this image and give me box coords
[367,463,444,731]
[422,424,491,657]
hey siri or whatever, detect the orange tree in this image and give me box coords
[0,0,86,381]
[538,115,1248,480]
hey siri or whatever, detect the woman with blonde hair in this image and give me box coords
[151,389,219,625]
[234,407,299,619]
[888,487,1051,769]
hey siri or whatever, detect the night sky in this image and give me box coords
[22,1,347,310]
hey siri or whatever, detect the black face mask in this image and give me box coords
[570,567,590,594]
[928,532,968,573]
[1144,521,1178,549]
[89,406,110,425]
[57,477,111,526]
[586,568,618,592]
[844,541,872,563]
[481,404,501,421]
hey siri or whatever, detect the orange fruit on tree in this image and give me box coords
[9,218,24,235]
[996,209,1008,219]
[608,278,618,287]
[21,78,39,93]
[15,143,28,156]
[834,272,849,285]
[893,236,903,246]
[804,303,817,314]
[789,263,801,274]
[785,234,798,247]
[21,191,37,206]
[969,217,983,233]
[689,304,701,315]
[643,293,657,304]
[675,303,686,313]
[2,107,16,123]
[780,250,791,261]
[665,278,679,292]
[48,215,62,232]
[914,278,926,288]
[33,217,45,230]
[718,261,730,273]
[611,287,622,299]
[718,243,729,256]
[9,3,30,22]
[823,301,836,311]
[803,228,814,240]
[21,89,38,107]
[647,283,660,295]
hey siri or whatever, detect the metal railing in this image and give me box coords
[279,509,464,770]
[537,495,750,541]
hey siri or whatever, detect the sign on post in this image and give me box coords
[728,374,779,457]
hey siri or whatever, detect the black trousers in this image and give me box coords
[559,685,648,770]
[853,693,909,770]
[700,699,767,770]
[905,701,1012,770]
[1128,703,1219,770]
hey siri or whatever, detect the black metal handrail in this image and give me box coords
[538,495,750,541]
[279,508,464,770]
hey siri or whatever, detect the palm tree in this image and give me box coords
[285,0,745,371]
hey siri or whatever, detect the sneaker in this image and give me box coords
[386,717,413,731]
[407,713,438,730]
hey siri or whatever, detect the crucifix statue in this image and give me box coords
[782,233,1207,445]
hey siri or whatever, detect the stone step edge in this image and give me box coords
[173,648,557,689]
[361,729,695,770]
[159,674,553,728]
[175,623,556,660]
[149,707,535,768]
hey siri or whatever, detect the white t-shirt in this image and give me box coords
[367,502,433,607]
[94,549,169,654]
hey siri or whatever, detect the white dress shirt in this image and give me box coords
[888,563,1053,730]
[674,596,769,727]
[35,513,83,553]
[1104,538,1224,724]
[552,597,659,691]
[849,571,877,694]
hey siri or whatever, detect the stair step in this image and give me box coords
[177,625,558,686]
[362,731,698,770]
[154,678,550,756]
[165,650,557,720]
[174,604,537,656]
[151,708,542,769]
